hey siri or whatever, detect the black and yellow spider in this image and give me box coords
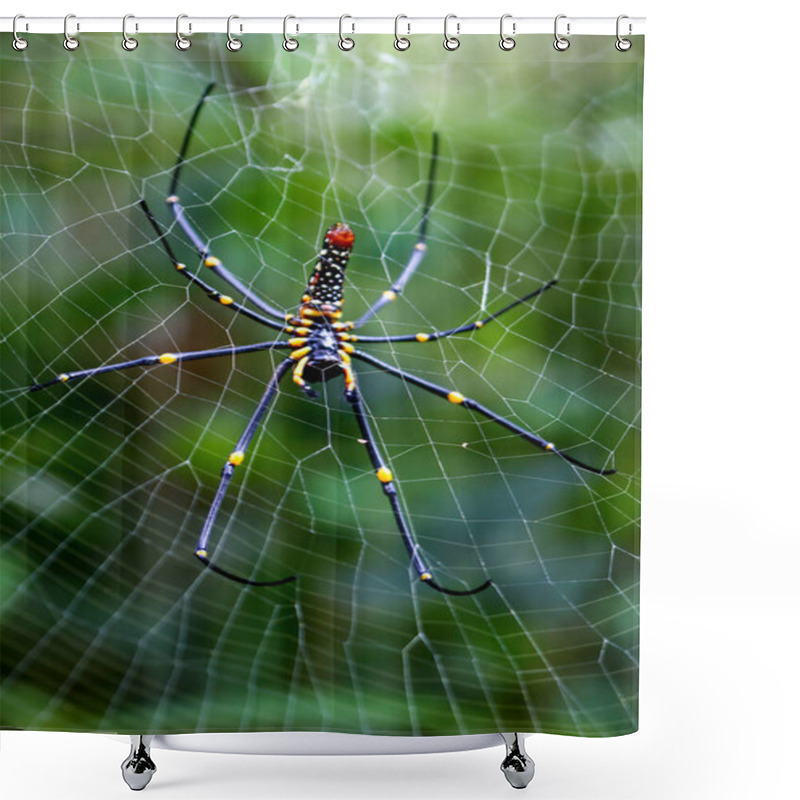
[31,84,615,596]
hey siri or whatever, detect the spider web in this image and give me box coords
[0,34,642,737]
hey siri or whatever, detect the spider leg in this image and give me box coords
[352,350,616,476]
[194,357,297,587]
[139,200,288,333]
[167,83,287,322]
[354,133,439,328]
[350,280,557,344]
[29,341,291,392]
[344,383,492,597]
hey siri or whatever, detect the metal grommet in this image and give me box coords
[499,14,515,51]
[283,15,299,51]
[553,14,570,51]
[443,14,460,51]
[12,14,28,51]
[63,13,79,51]
[175,14,191,51]
[338,14,355,51]
[121,14,138,51]
[615,15,632,51]
[226,15,243,51]
[394,14,410,51]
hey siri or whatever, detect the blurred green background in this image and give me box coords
[0,33,641,737]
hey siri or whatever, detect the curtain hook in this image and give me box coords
[338,14,355,51]
[63,13,79,51]
[175,14,191,51]
[443,14,460,51]
[499,14,515,51]
[615,15,632,51]
[394,14,410,51]
[12,14,28,51]
[122,14,138,51]
[226,15,243,51]
[283,15,299,51]
[553,14,570,51]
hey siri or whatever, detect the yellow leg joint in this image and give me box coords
[420,572,432,581]
[158,353,178,364]
[340,358,356,392]
[447,391,465,404]
[195,548,208,557]
[376,466,393,483]
[291,346,312,361]
[204,257,221,268]
[287,337,309,347]
[167,194,179,204]
[175,262,186,271]
[545,443,554,451]
[382,290,397,301]
[59,373,70,383]
[218,295,234,305]
[415,333,431,342]
[228,450,245,466]
[474,320,484,328]
[293,356,310,386]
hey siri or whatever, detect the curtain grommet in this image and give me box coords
[12,14,28,51]
[175,14,191,51]
[338,15,355,51]
[553,14,570,51]
[443,14,460,51]
[63,13,79,51]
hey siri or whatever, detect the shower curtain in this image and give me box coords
[0,29,642,743]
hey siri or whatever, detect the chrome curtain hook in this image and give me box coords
[283,15,299,51]
[175,14,191,50]
[499,14,515,51]
[12,14,28,51]
[122,14,138,51]
[63,13,79,51]
[394,14,410,51]
[615,14,632,51]
[443,14,460,51]
[227,15,243,51]
[338,14,355,51]
[553,14,570,51]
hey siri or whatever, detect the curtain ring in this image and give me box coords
[553,14,570,51]
[226,15,243,51]
[615,15,632,51]
[443,14,460,51]
[394,14,410,51]
[12,14,28,51]
[121,14,138,51]
[63,13,79,51]
[175,14,191,50]
[283,15,299,51]
[338,15,355,51]
[499,14,515,51]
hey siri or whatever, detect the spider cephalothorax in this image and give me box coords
[31,83,615,597]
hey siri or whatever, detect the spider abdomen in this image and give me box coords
[302,223,354,315]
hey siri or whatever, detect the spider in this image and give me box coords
[30,83,615,597]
